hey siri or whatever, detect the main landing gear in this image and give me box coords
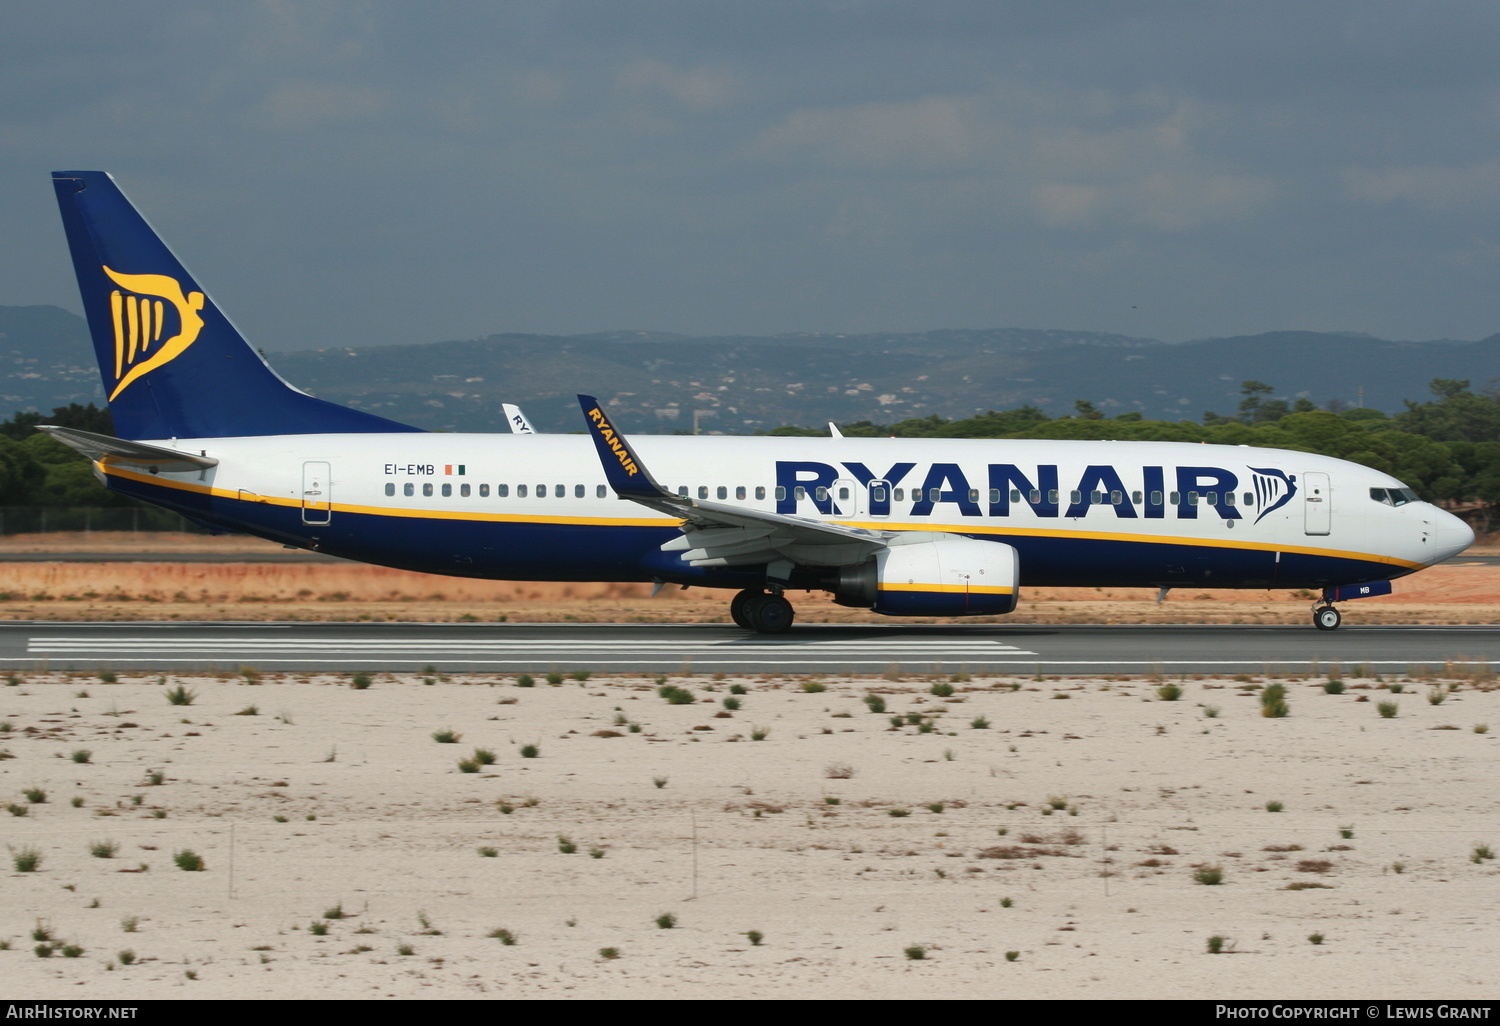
[1313,604,1342,631]
[730,588,795,634]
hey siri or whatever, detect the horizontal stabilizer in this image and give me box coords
[36,425,219,472]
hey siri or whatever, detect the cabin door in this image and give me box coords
[301,461,332,525]
[1303,472,1330,536]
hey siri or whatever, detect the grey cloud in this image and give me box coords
[1,1,1499,351]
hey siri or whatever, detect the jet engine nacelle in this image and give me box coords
[827,533,1020,617]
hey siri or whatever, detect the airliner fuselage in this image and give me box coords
[98,432,1465,593]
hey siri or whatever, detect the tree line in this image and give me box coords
[0,403,143,510]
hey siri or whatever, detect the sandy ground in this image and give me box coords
[1,532,1497,626]
[0,670,1497,999]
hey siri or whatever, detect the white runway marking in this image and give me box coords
[24,633,1036,667]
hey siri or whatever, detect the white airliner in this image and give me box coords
[41,171,1473,633]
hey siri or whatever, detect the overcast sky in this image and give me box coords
[3,1,1500,352]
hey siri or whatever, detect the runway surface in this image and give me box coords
[4,621,1499,675]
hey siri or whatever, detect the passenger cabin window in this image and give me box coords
[872,486,887,503]
[480,484,490,497]
[1109,490,1122,504]
[517,484,527,497]
[795,486,806,500]
[1150,491,1162,505]
[404,483,414,497]
[815,486,828,502]
[698,486,709,499]
[441,483,452,497]
[575,484,584,498]
[718,486,728,500]
[1242,491,1252,506]
[894,488,904,501]
[597,485,606,498]
[1131,491,1142,504]
[775,486,785,501]
[678,486,689,497]
[736,486,746,500]
[385,483,395,497]
[497,484,509,497]
[755,486,766,500]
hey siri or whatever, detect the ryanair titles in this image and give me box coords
[585,407,640,477]
[776,460,1298,522]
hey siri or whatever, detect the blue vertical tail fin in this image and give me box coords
[51,171,421,440]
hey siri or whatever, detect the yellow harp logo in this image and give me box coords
[102,266,206,401]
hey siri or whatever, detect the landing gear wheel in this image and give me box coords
[729,589,758,630]
[746,592,795,634]
[1313,605,1341,631]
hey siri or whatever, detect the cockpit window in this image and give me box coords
[1370,487,1419,507]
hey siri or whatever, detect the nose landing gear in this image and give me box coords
[1313,604,1342,631]
[730,588,795,633]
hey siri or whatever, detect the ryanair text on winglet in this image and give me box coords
[586,407,640,476]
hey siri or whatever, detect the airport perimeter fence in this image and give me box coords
[0,506,207,535]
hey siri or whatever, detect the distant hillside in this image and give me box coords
[5,305,1498,433]
[0,306,98,413]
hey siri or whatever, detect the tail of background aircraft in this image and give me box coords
[51,171,420,440]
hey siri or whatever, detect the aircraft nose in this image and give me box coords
[1430,510,1475,562]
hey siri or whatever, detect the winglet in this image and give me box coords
[577,395,671,499]
[501,403,536,434]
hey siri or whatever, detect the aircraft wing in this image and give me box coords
[36,425,219,473]
[577,395,888,569]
